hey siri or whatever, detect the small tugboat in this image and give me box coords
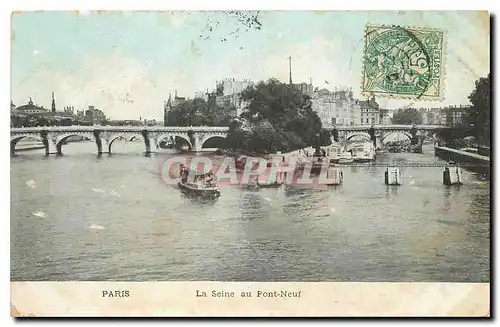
[178,166,221,198]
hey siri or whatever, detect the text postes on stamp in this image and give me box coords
[362,24,445,100]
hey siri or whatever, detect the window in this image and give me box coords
[366,118,369,123]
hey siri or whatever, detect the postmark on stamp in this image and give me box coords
[361,24,445,100]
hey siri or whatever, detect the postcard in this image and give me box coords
[10,10,490,317]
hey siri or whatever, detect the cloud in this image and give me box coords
[11,16,490,120]
[207,34,349,90]
[12,52,178,120]
[156,11,191,29]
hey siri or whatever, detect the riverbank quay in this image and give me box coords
[434,146,490,177]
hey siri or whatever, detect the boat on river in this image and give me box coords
[338,152,353,164]
[310,155,330,174]
[351,142,375,162]
[325,144,343,163]
[178,166,220,198]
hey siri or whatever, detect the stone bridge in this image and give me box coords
[10,126,229,155]
[327,124,451,147]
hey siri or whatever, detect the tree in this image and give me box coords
[225,118,251,151]
[392,108,423,125]
[465,74,490,146]
[227,78,326,154]
[319,129,332,146]
[426,111,435,125]
[165,97,235,127]
[216,83,224,96]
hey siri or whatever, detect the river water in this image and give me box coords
[11,141,490,282]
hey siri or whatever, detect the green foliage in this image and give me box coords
[435,74,490,148]
[11,114,101,127]
[227,78,328,154]
[435,127,473,148]
[11,114,51,127]
[464,74,490,146]
[216,83,224,96]
[392,108,422,125]
[165,97,236,127]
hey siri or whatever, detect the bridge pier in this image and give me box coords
[141,130,150,154]
[93,130,103,154]
[140,130,158,154]
[40,131,58,156]
[193,134,201,152]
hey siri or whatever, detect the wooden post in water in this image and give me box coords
[385,166,401,185]
[443,164,463,185]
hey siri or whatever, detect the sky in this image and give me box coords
[11,10,490,120]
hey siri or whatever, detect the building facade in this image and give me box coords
[214,78,254,117]
[164,91,188,126]
[311,88,361,127]
[418,105,471,126]
[14,97,48,115]
[194,90,209,101]
[292,82,314,97]
[443,105,471,126]
[379,108,392,125]
[143,118,158,126]
[216,78,253,97]
[359,97,380,125]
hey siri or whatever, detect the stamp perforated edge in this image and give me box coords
[361,23,447,102]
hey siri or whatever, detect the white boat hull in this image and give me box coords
[178,182,221,198]
[338,159,353,164]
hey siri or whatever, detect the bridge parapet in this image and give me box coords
[330,124,449,131]
[10,125,230,134]
[11,125,230,155]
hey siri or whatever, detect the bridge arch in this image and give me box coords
[157,133,192,149]
[346,133,371,141]
[107,133,144,153]
[380,131,413,144]
[10,134,44,154]
[55,133,94,155]
[200,134,227,149]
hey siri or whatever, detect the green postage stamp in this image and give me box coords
[362,24,445,100]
